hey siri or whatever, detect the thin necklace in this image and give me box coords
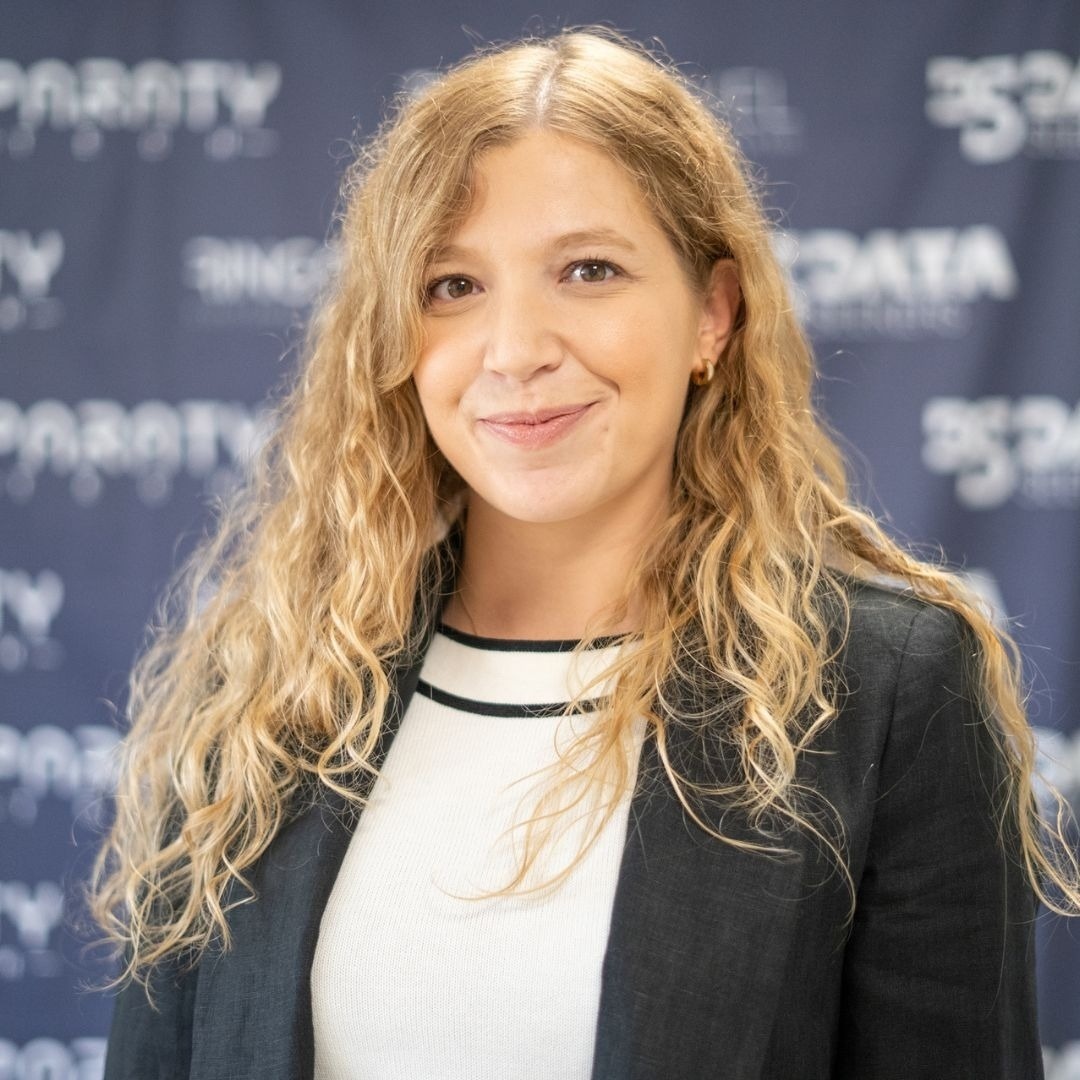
[452,586,481,635]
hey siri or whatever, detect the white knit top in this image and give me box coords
[311,625,645,1080]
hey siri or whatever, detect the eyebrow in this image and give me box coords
[431,227,640,264]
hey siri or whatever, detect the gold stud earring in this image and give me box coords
[691,359,716,386]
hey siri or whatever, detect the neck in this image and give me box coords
[443,497,663,640]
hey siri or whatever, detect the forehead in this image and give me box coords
[434,130,670,256]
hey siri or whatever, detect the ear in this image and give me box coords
[695,260,742,362]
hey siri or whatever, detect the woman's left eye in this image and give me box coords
[566,259,620,284]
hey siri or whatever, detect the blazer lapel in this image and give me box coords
[188,646,428,1080]
[591,674,816,1080]
[189,539,458,1078]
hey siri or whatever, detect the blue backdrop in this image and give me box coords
[2,2,1078,1075]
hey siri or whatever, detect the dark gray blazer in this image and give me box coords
[104,580,1043,1079]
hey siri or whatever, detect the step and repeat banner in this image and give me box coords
[2,1,1078,1074]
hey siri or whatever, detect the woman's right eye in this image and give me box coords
[427,276,476,303]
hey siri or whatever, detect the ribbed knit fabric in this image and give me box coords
[311,626,645,1080]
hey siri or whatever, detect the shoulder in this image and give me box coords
[822,576,1003,808]
[827,575,973,690]
[815,575,989,773]
[816,578,1017,877]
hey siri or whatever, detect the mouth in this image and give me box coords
[478,402,596,447]
[481,404,594,425]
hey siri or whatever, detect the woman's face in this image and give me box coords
[413,130,738,532]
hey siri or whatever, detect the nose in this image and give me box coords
[481,283,563,381]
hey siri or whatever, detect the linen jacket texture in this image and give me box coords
[103,578,1043,1080]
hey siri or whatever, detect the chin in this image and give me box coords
[479,483,597,526]
[494,501,587,526]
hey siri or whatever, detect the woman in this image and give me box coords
[94,28,1079,1079]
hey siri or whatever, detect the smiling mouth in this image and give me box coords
[478,403,596,447]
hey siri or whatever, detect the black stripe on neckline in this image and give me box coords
[435,621,629,653]
[416,679,605,718]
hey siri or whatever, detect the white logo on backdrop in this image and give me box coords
[1035,726,1080,821]
[922,396,1080,509]
[1046,1042,1080,1080]
[0,229,64,334]
[0,1038,107,1078]
[0,723,119,828]
[182,236,337,326]
[0,398,271,506]
[926,51,1080,163]
[0,880,65,980]
[0,59,281,161]
[703,66,804,156]
[398,67,441,97]
[0,569,64,674]
[954,567,1007,630]
[772,226,1017,339]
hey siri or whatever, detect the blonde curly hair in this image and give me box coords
[90,27,1079,992]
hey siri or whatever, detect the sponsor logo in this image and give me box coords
[0,569,64,674]
[0,723,119,828]
[0,880,65,980]
[398,67,441,97]
[0,229,64,334]
[922,396,1080,509]
[703,66,804,156]
[0,398,271,506]
[0,58,281,161]
[1034,726,1080,817]
[182,236,337,326]
[955,567,1007,630]
[1046,1041,1080,1080]
[927,52,1080,163]
[772,226,1017,339]
[0,1038,107,1078]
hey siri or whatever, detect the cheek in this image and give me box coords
[610,328,696,405]
[412,349,461,420]
[411,356,474,478]
[411,361,435,415]
[609,294,698,375]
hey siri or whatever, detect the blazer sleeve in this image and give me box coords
[103,956,197,1080]
[833,602,1043,1079]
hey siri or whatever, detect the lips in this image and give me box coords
[478,402,595,447]
[483,406,591,421]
